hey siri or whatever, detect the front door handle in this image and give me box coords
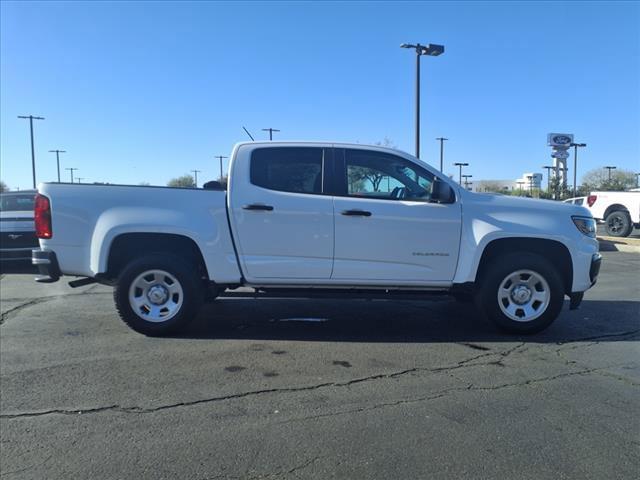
[242,204,274,211]
[341,209,372,217]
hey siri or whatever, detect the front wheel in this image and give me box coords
[604,211,633,237]
[476,253,565,334]
[114,253,204,336]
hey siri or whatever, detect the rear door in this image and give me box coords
[332,147,462,284]
[228,145,334,280]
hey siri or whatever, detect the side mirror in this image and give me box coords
[432,179,455,204]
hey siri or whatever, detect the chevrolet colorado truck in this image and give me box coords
[585,190,640,237]
[32,142,601,335]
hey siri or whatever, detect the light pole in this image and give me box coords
[570,142,586,197]
[453,162,469,184]
[65,167,78,183]
[542,165,554,193]
[400,43,444,159]
[215,156,228,181]
[18,115,45,188]
[191,169,201,188]
[462,174,473,190]
[48,149,66,183]
[604,166,616,182]
[76,177,85,184]
[262,128,280,141]
[436,137,448,172]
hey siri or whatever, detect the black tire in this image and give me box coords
[475,252,565,334]
[114,253,204,336]
[604,211,633,237]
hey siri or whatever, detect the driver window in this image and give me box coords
[345,149,433,201]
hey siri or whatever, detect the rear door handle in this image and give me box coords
[242,204,274,211]
[341,209,372,217]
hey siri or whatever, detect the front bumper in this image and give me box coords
[32,248,62,283]
[590,252,602,285]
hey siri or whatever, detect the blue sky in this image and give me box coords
[1,1,639,189]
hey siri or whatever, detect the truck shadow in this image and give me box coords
[178,298,640,344]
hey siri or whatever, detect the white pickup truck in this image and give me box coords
[586,191,640,237]
[32,142,601,335]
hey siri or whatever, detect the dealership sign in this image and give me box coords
[547,133,574,147]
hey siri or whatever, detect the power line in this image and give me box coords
[215,156,228,180]
[48,149,66,183]
[262,128,280,141]
[191,169,201,188]
[65,167,78,183]
[18,115,45,188]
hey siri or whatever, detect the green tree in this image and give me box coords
[167,174,195,188]
[0,180,9,193]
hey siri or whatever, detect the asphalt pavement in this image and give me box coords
[1,250,638,479]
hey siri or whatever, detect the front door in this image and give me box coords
[332,148,461,284]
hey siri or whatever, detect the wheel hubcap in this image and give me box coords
[129,270,184,323]
[498,269,550,322]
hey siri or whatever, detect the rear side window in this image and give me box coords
[250,147,324,194]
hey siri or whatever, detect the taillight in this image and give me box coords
[34,194,52,239]
[587,195,597,207]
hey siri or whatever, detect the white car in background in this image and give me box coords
[586,191,640,237]
[563,197,586,206]
[0,190,38,262]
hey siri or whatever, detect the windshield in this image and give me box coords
[0,194,36,212]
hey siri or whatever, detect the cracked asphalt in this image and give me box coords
[1,251,639,479]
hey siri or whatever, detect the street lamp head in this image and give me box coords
[422,44,445,56]
[454,162,469,167]
[570,143,587,147]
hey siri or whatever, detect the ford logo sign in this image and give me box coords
[552,135,572,145]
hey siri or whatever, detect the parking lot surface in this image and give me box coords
[1,250,639,479]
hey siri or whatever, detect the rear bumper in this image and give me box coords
[0,247,34,261]
[32,248,62,283]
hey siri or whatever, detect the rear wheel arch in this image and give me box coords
[105,233,209,281]
[603,204,629,219]
[475,237,573,295]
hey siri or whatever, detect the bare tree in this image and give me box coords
[167,174,195,188]
[0,180,9,193]
[582,167,637,192]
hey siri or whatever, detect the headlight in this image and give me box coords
[572,216,596,238]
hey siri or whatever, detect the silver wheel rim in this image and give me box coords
[128,269,184,323]
[497,269,550,322]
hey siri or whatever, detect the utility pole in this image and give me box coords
[400,43,444,159]
[262,128,280,141]
[65,167,78,183]
[570,142,586,197]
[215,156,228,180]
[242,126,255,141]
[191,169,201,188]
[542,165,554,193]
[462,174,473,190]
[453,162,469,184]
[436,137,448,172]
[517,181,525,196]
[18,115,45,188]
[48,150,66,182]
[604,166,616,182]
[76,177,85,184]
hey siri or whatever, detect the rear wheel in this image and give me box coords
[476,253,564,334]
[114,253,204,336]
[604,211,633,237]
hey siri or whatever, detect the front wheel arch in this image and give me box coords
[475,237,573,296]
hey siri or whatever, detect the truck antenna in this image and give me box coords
[242,126,255,141]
